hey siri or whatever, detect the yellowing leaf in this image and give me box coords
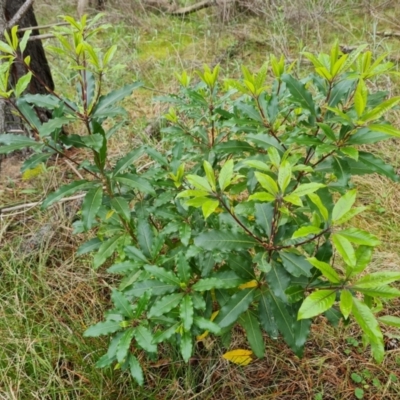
[196,311,219,341]
[106,210,115,219]
[222,349,253,366]
[239,280,258,289]
[22,164,44,180]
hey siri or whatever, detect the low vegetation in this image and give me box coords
[1,1,400,399]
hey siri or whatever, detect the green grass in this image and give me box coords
[2,0,400,398]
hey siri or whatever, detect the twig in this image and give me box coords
[17,21,70,32]
[0,193,86,216]
[29,32,68,41]
[65,159,85,180]
[6,0,35,30]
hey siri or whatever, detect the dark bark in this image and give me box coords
[5,0,54,96]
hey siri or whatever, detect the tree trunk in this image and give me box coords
[5,0,54,96]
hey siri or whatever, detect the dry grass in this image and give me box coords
[2,0,400,399]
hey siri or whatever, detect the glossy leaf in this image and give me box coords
[194,231,258,251]
[340,289,353,319]
[298,290,336,320]
[307,257,340,283]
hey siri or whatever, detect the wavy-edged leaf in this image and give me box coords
[93,234,124,269]
[84,320,121,337]
[180,331,193,362]
[195,230,258,251]
[134,324,157,353]
[258,289,278,339]
[180,295,194,331]
[114,173,156,195]
[336,228,380,246]
[280,252,312,277]
[281,74,316,116]
[137,219,153,258]
[111,196,131,222]
[128,354,144,386]
[116,328,135,363]
[41,180,93,209]
[112,147,144,176]
[76,237,102,256]
[239,311,265,358]
[148,293,184,318]
[111,289,134,318]
[82,186,103,230]
[214,288,255,328]
[194,317,221,334]
[93,82,142,117]
[144,265,180,286]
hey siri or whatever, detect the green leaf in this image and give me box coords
[194,230,258,251]
[353,271,400,288]
[352,298,384,363]
[39,117,73,137]
[218,160,233,191]
[22,93,61,110]
[137,219,153,258]
[128,354,144,386]
[228,253,255,280]
[253,252,272,273]
[111,289,134,319]
[41,180,92,209]
[336,228,380,246]
[84,320,121,337]
[1,138,42,155]
[239,311,265,358]
[180,295,194,331]
[125,245,148,263]
[254,172,279,195]
[281,74,316,116]
[147,293,184,318]
[280,252,312,277]
[194,317,221,334]
[292,226,322,239]
[354,78,367,117]
[76,238,102,256]
[144,265,180,286]
[346,152,398,182]
[298,290,336,320]
[153,323,179,344]
[81,186,103,230]
[193,271,244,291]
[332,189,357,223]
[15,72,32,97]
[16,98,41,130]
[355,286,400,298]
[114,174,156,195]
[248,192,275,202]
[203,160,216,191]
[258,290,278,339]
[180,331,193,362]
[332,233,356,267]
[93,234,124,269]
[378,315,400,328]
[134,324,157,353]
[254,203,274,236]
[285,285,305,303]
[187,175,212,192]
[202,199,219,219]
[116,328,135,363]
[340,289,353,319]
[292,183,325,197]
[176,253,191,284]
[278,161,292,193]
[369,123,400,138]
[307,257,340,283]
[307,193,329,221]
[268,292,311,357]
[93,82,142,118]
[214,288,255,328]
[112,148,144,176]
[81,134,104,152]
[179,223,191,247]
[111,197,131,222]
[359,97,400,123]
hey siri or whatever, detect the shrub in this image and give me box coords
[1,16,400,385]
